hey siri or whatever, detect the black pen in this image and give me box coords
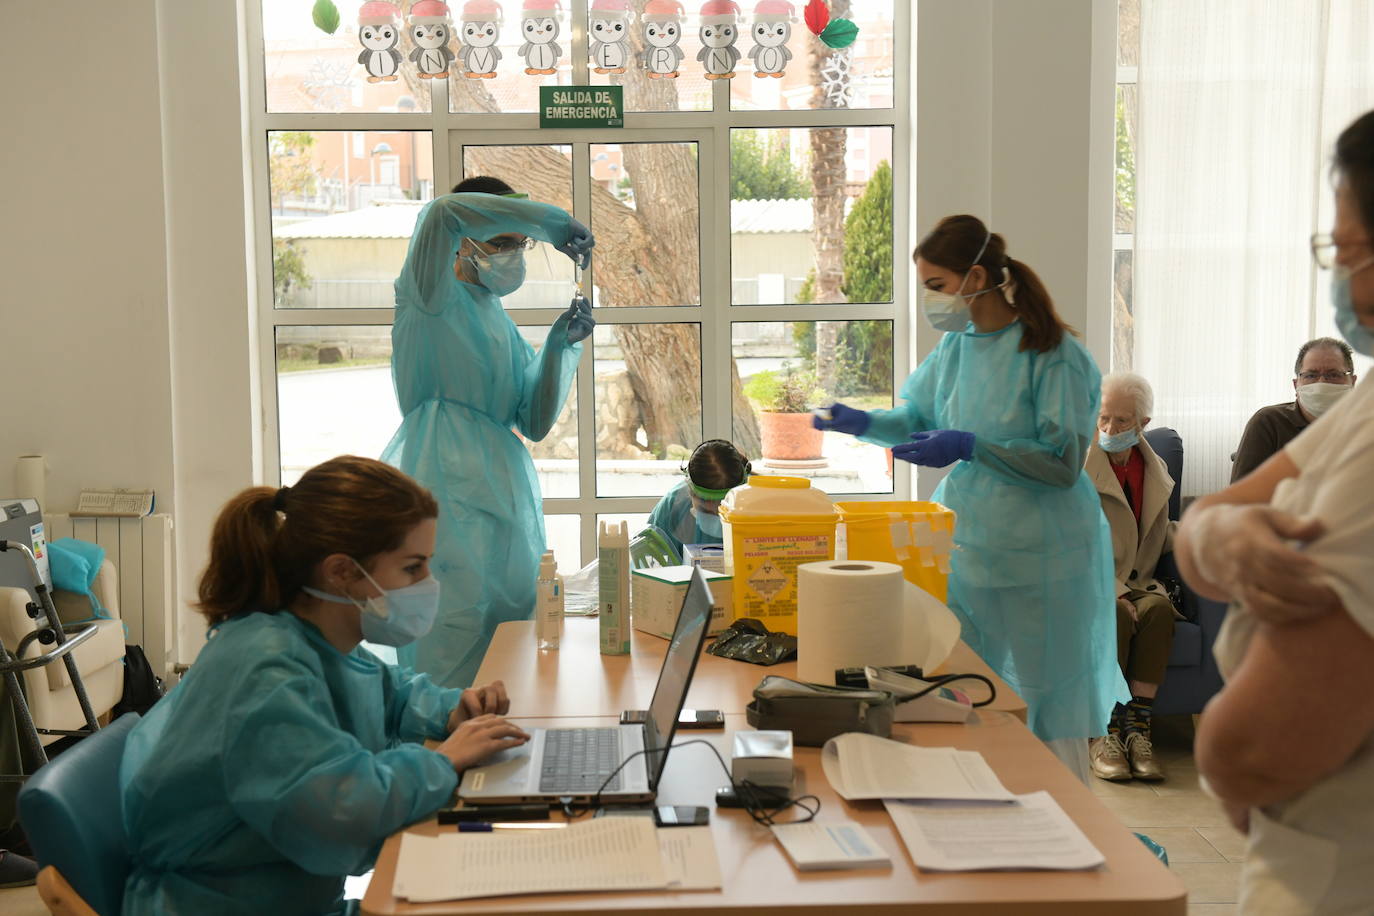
[437,804,551,823]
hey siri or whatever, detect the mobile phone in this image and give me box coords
[618,708,725,729]
[654,805,710,827]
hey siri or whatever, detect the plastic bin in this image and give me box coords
[835,501,956,602]
[719,476,838,635]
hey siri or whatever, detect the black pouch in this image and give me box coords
[705,618,797,666]
[745,675,895,747]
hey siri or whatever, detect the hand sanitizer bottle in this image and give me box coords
[537,550,562,651]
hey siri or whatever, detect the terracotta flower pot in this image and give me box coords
[759,411,825,461]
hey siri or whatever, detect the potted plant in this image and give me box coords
[744,364,828,464]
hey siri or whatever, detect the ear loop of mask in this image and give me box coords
[955,229,995,301]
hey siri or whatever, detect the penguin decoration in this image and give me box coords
[748,0,793,78]
[518,0,563,76]
[641,1,685,80]
[697,0,742,81]
[407,0,456,79]
[458,0,503,79]
[588,0,632,75]
[356,1,402,83]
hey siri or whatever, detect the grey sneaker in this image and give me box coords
[1090,734,1132,782]
[1126,731,1165,781]
[0,850,37,888]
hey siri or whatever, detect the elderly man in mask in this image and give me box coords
[1232,338,1357,482]
[1086,372,1178,783]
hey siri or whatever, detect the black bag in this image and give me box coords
[746,676,896,747]
[110,644,165,719]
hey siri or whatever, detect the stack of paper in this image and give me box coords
[821,732,1014,802]
[884,791,1105,871]
[771,821,892,871]
[394,817,721,902]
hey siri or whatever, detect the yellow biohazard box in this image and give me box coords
[718,475,838,636]
[630,565,734,639]
[835,501,956,602]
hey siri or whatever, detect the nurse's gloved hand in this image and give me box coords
[556,218,594,270]
[813,402,870,436]
[562,295,595,343]
[892,429,975,468]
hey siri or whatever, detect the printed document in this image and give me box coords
[885,791,1105,871]
[821,732,1013,802]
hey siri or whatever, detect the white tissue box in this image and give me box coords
[630,565,733,639]
[682,543,727,573]
[732,730,794,788]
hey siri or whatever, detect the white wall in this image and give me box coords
[913,0,1115,498]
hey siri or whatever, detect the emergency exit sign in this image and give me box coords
[540,86,624,129]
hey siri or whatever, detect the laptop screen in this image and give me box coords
[641,569,714,785]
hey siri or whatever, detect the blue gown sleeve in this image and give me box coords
[515,318,582,441]
[222,654,458,876]
[396,193,575,316]
[859,344,943,447]
[647,481,691,555]
[382,663,465,742]
[970,350,1100,490]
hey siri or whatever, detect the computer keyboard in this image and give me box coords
[539,728,623,793]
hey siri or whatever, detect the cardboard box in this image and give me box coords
[631,565,733,639]
[682,543,727,573]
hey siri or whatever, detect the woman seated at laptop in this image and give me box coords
[119,455,529,916]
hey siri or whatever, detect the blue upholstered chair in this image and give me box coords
[1142,428,1228,716]
[18,713,140,916]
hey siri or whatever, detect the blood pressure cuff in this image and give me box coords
[745,676,895,747]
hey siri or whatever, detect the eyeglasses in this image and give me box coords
[1311,232,1374,269]
[482,236,537,254]
[1297,369,1354,383]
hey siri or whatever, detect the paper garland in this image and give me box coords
[328,0,859,86]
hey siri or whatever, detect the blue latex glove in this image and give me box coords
[812,402,871,436]
[563,295,595,343]
[891,429,976,468]
[556,218,594,270]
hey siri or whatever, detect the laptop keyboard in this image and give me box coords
[539,728,624,793]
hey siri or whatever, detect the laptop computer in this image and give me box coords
[456,567,715,805]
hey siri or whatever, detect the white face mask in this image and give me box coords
[1296,381,1351,418]
[920,229,994,333]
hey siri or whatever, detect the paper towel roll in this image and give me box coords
[15,455,46,510]
[796,560,962,684]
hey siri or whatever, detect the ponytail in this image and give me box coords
[1003,257,1076,354]
[196,456,439,627]
[915,215,1077,354]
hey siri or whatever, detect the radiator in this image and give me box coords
[43,513,176,679]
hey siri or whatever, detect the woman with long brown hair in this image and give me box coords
[118,456,527,916]
[816,215,1126,778]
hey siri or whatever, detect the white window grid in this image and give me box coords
[247,1,912,565]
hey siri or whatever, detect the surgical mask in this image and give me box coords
[467,244,527,297]
[1098,428,1139,453]
[303,559,441,647]
[921,229,993,333]
[694,507,723,539]
[1333,261,1374,356]
[1295,381,1351,418]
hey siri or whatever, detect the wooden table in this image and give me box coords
[362,620,1185,915]
[472,618,1028,722]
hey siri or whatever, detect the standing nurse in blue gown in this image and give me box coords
[815,215,1126,774]
[383,176,595,687]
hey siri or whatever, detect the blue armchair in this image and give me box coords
[1142,427,1228,717]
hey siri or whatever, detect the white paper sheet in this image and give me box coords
[657,826,723,889]
[821,732,1014,802]
[393,817,667,902]
[885,791,1106,871]
[771,821,893,871]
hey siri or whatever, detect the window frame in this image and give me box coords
[247,0,912,568]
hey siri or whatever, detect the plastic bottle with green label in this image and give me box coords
[598,521,630,655]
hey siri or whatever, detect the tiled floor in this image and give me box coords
[0,717,1242,915]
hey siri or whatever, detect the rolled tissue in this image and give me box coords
[796,560,961,684]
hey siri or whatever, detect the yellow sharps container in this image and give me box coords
[718,475,838,635]
[835,501,956,602]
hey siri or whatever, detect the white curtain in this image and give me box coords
[1134,0,1374,498]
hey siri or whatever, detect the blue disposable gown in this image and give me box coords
[120,612,462,916]
[646,479,722,556]
[383,194,583,687]
[863,321,1127,742]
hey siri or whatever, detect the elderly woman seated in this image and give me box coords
[1086,372,1178,783]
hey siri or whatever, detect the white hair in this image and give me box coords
[1102,371,1154,422]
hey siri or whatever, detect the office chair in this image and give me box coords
[17,713,140,916]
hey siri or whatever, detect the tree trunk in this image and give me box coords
[441,0,760,457]
[807,0,853,394]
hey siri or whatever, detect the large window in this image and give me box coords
[252,0,909,572]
